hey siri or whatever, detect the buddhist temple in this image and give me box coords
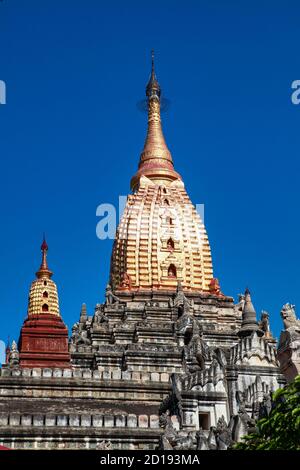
[0,54,299,450]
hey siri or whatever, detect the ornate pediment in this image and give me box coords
[230,332,278,367]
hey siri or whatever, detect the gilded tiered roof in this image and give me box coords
[110,53,213,292]
[27,238,60,316]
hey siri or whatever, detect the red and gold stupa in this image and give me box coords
[18,237,70,368]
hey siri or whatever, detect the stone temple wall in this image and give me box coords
[0,286,289,450]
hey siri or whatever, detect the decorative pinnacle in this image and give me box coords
[36,234,53,279]
[40,234,48,269]
[130,51,181,190]
[80,303,87,323]
[150,49,155,80]
[146,49,161,100]
[5,337,10,365]
[238,287,263,338]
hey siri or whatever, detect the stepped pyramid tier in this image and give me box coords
[111,52,213,292]
[17,238,71,368]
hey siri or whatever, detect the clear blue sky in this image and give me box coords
[0,0,299,355]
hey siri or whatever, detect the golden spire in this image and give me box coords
[111,54,214,292]
[36,235,53,279]
[130,51,181,190]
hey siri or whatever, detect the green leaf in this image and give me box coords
[233,377,300,451]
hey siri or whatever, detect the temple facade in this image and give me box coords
[0,55,299,450]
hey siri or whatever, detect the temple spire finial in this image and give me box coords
[151,49,154,74]
[36,234,53,279]
[238,288,263,338]
[150,50,156,86]
[40,233,48,268]
[130,51,181,190]
[80,303,88,324]
[146,49,161,100]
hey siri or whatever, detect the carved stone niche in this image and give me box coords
[160,255,183,281]
[159,207,178,227]
[160,235,180,253]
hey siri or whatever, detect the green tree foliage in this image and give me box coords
[235,376,300,450]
